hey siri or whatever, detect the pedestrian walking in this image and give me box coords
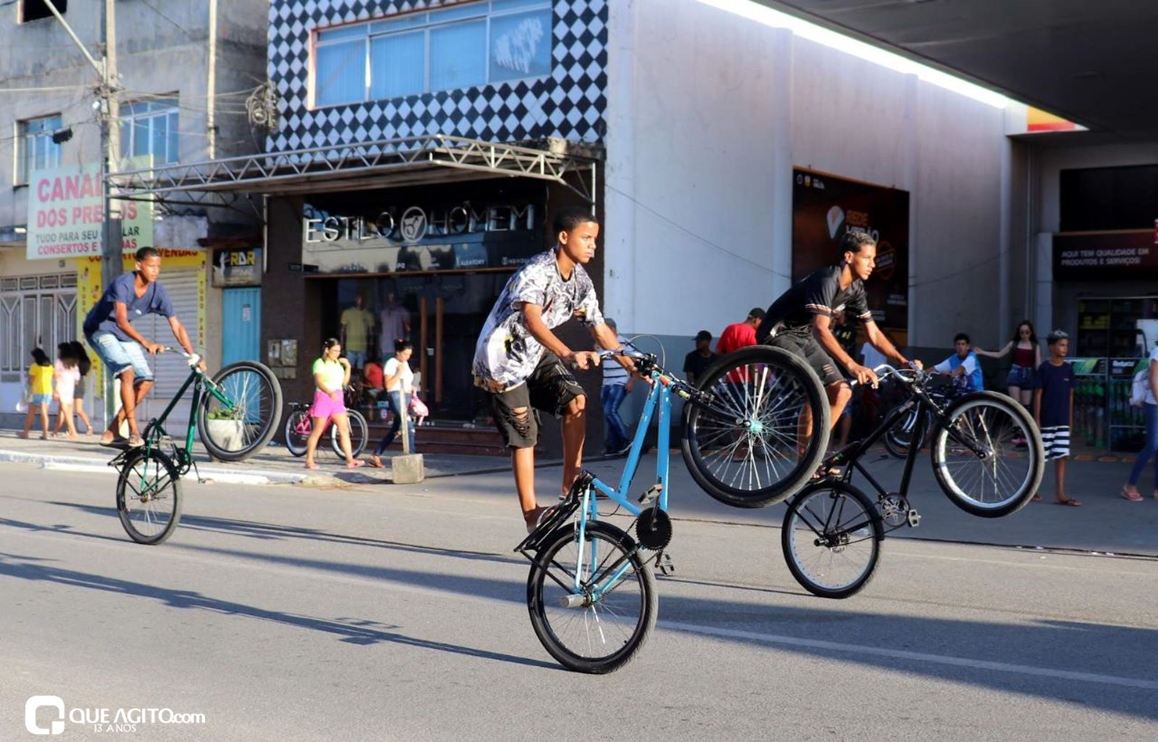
[19,348,54,440]
[304,338,364,470]
[51,342,81,439]
[1121,341,1158,502]
[368,339,417,467]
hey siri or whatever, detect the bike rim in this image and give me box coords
[787,490,876,592]
[935,401,1035,510]
[119,454,177,541]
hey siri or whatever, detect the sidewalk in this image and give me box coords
[0,429,512,485]
[3,429,1158,557]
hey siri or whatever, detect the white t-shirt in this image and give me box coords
[1144,346,1158,406]
[384,357,414,393]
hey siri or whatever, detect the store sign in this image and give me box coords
[211,248,262,287]
[26,163,154,260]
[1053,230,1158,280]
[300,199,541,275]
[792,169,911,330]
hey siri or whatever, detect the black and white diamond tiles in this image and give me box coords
[267,0,608,153]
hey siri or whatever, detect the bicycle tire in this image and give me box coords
[682,345,831,508]
[527,521,657,674]
[198,361,284,462]
[883,407,932,459]
[930,391,1044,518]
[331,409,369,458]
[284,409,310,457]
[781,480,883,599]
[116,448,182,545]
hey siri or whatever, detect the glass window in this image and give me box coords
[21,0,67,23]
[490,9,552,83]
[430,20,487,91]
[17,114,63,184]
[313,1,552,107]
[370,31,424,100]
[316,38,367,107]
[119,98,179,165]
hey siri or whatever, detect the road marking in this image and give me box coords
[663,620,1158,690]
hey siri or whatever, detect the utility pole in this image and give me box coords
[99,0,122,426]
[42,0,120,425]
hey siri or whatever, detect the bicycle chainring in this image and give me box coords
[878,493,910,527]
[635,508,672,551]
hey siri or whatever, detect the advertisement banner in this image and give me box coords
[792,169,911,330]
[26,162,154,260]
[1053,230,1158,280]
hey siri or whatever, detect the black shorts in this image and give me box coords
[489,352,586,449]
[767,329,845,387]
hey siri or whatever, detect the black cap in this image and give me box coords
[695,330,712,342]
[747,307,766,321]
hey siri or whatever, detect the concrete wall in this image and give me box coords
[0,0,267,232]
[604,0,1012,350]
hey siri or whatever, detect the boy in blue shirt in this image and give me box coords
[933,333,984,392]
[84,246,203,448]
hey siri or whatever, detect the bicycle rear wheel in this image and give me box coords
[283,409,310,457]
[781,481,882,599]
[116,448,182,545]
[330,409,369,458]
[930,391,1044,518]
[198,361,283,462]
[527,521,657,674]
[682,345,830,508]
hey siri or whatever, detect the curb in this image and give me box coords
[0,449,310,486]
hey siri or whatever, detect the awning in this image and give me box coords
[113,135,600,206]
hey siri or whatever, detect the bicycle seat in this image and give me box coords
[288,401,311,411]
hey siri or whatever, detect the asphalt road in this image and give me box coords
[2,463,1156,741]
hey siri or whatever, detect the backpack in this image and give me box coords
[1130,368,1149,408]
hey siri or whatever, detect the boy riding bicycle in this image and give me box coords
[757,231,920,438]
[473,206,632,533]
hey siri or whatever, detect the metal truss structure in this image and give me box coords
[112,135,598,206]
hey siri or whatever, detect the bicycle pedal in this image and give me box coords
[656,551,676,576]
[638,484,663,505]
[907,509,921,527]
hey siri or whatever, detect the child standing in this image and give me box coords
[52,342,81,439]
[1033,330,1079,506]
[19,348,54,440]
[55,340,95,436]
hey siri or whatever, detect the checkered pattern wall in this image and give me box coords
[267,0,608,153]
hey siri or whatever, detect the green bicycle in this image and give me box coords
[109,348,283,545]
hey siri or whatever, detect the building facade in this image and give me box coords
[0,0,268,427]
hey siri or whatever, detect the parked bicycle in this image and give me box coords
[109,349,283,545]
[283,386,369,459]
[516,345,830,673]
[780,364,1045,599]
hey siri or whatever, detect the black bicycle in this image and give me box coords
[780,365,1045,599]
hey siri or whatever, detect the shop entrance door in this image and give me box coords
[222,287,262,366]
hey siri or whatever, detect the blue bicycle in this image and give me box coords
[517,345,831,673]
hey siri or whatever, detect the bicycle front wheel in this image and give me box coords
[527,522,657,674]
[781,481,882,599]
[283,409,310,457]
[682,345,830,508]
[930,391,1044,518]
[331,410,369,458]
[116,448,182,545]
[198,361,284,462]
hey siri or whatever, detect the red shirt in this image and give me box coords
[716,322,758,383]
[716,322,756,355]
[363,362,384,389]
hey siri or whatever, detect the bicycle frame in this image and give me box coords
[803,371,986,525]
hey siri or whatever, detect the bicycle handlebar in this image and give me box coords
[159,346,203,369]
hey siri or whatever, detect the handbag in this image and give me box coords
[409,395,429,418]
[16,389,31,413]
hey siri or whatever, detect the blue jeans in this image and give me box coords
[601,384,630,451]
[373,390,415,455]
[1128,402,1158,488]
